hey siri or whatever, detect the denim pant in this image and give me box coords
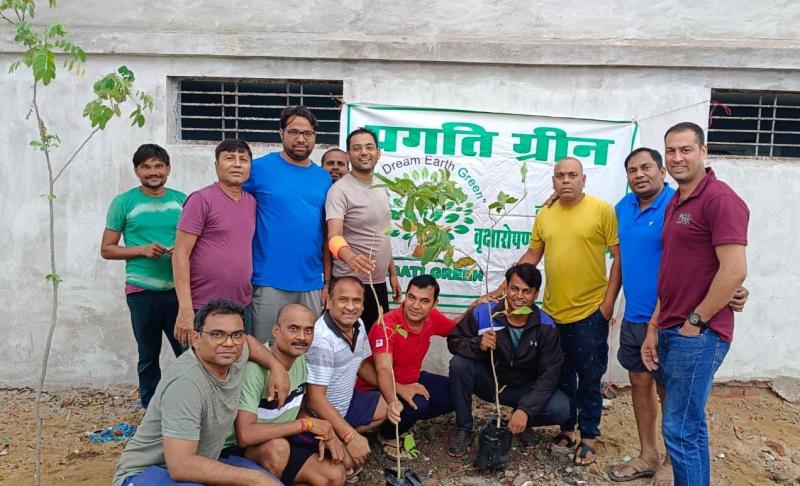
[121,455,280,485]
[557,309,609,439]
[379,371,455,439]
[449,354,570,431]
[658,325,730,486]
[126,289,183,409]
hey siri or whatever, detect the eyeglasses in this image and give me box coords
[285,129,316,139]
[198,330,246,345]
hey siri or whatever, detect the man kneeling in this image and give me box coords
[446,264,569,457]
[223,304,346,485]
[112,300,282,486]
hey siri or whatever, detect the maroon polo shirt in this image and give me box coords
[657,168,749,342]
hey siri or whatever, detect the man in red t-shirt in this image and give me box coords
[356,275,456,453]
[641,122,749,486]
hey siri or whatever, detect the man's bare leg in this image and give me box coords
[650,385,673,486]
[245,438,291,479]
[612,371,661,477]
[355,396,387,433]
[294,454,346,486]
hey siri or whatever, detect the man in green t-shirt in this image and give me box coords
[101,144,187,409]
[223,304,346,485]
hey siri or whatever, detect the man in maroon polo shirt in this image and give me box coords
[355,274,456,456]
[641,122,749,486]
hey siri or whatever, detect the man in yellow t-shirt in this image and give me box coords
[517,157,621,466]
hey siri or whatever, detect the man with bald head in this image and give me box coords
[513,157,621,465]
[224,303,346,486]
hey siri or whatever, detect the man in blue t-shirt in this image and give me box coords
[245,106,332,343]
[609,147,748,483]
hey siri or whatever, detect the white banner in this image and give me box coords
[340,104,639,311]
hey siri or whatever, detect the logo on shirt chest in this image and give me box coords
[676,212,692,225]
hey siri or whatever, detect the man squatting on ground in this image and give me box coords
[305,276,397,477]
[641,122,749,486]
[112,300,289,486]
[246,106,332,343]
[325,128,401,332]
[355,274,457,457]
[448,263,569,457]
[223,304,346,486]
[608,145,749,484]
[101,144,185,409]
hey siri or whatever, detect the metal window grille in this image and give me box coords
[177,78,343,145]
[708,89,800,158]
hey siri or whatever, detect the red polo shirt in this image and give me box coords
[356,305,456,390]
[657,168,749,342]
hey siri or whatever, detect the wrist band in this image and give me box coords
[343,430,356,444]
[304,417,314,432]
[648,321,659,328]
[328,235,349,260]
[299,419,307,433]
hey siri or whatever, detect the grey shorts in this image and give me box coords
[250,286,322,343]
[617,319,650,373]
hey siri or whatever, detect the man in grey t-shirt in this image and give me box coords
[325,128,400,332]
[112,300,284,486]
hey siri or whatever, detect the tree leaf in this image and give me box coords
[403,434,416,452]
[510,306,534,315]
[395,327,408,338]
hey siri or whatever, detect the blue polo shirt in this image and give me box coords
[615,183,676,323]
[244,152,332,291]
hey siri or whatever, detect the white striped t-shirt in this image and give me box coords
[306,313,372,416]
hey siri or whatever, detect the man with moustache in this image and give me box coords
[512,157,621,466]
[101,144,186,409]
[173,140,257,347]
[326,128,401,332]
[224,304,346,486]
[305,276,393,475]
[321,148,349,183]
[246,106,332,343]
[447,264,568,457]
[112,300,284,486]
[642,123,749,486]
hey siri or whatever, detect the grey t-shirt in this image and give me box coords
[112,345,249,486]
[325,172,392,284]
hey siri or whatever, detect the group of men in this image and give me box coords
[103,104,748,486]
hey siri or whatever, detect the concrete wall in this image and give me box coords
[1,0,798,386]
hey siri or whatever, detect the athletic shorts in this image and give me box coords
[220,439,316,485]
[343,389,381,427]
[617,319,649,373]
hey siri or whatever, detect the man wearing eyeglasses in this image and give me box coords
[246,106,333,344]
[113,300,286,486]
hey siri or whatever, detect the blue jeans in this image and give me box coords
[379,371,455,439]
[126,289,183,409]
[557,309,609,439]
[449,355,570,431]
[121,455,280,485]
[658,325,730,486]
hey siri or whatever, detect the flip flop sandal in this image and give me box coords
[607,457,656,482]
[574,442,597,466]
[550,432,578,448]
[382,442,415,460]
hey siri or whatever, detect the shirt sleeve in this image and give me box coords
[368,322,393,355]
[601,201,620,246]
[105,195,126,232]
[306,336,335,386]
[176,191,208,236]
[530,209,545,248]
[161,377,204,441]
[707,194,749,246]
[324,184,347,221]
[237,362,267,414]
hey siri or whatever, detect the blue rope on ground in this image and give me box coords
[87,422,137,443]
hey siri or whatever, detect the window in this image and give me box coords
[708,89,800,158]
[176,78,343,145]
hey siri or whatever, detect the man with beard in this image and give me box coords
[321,148,349,183]
[173,140,257,347]
[224,304,346,486]
[326,128,401,332]
[306,276,393,477]
[246,106,332,343]
[447,264,567,458]
[642,123,749,486]
[101,144,186,409]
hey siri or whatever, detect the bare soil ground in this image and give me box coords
[1,385,799,485]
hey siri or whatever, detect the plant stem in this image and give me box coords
[31,81,59,486]
[52,127,100,183]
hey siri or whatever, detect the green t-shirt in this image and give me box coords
[225,347,307,448]
[105,187,186,290]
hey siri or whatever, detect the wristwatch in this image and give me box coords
[687,312,706,327]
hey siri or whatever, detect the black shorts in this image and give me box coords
[617,320,649,373]
[220,439,317,485]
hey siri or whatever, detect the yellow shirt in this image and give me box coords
[530,194,618,323]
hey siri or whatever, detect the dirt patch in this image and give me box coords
[1,385,800,485]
